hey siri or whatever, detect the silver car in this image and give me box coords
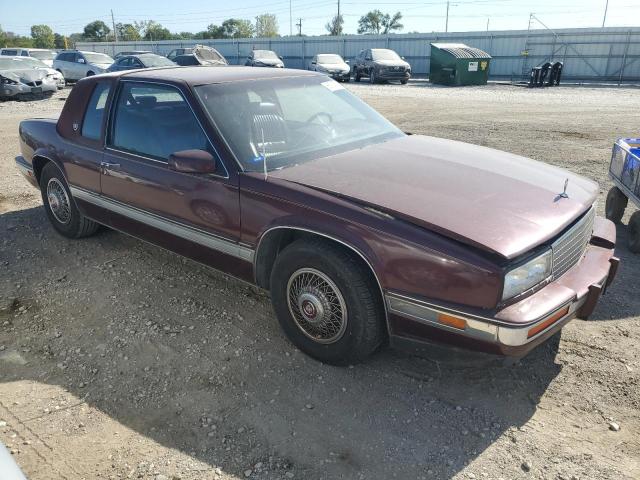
[53,50,113,81]
[0,47,57,67]
[310,54,351,82]
[4,56,65,89]
[0,57,58,100]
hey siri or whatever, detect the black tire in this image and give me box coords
[354,68,361,82]
[605,186,628,224]
[369,69,376,84]
[628,211,640,253]
[86,71,95,77]
[39,162,99,239]
[401,79,408,85]
[270,239,386,365]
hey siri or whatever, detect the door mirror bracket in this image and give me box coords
[168,149,216,174]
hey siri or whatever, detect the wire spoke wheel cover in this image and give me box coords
[46,177,72,224]
[287,268,348,344]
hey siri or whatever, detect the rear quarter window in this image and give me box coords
[82,82,111,140]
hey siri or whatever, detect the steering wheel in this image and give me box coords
[306,111,333,125]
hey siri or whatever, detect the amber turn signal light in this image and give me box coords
[527,305,570,338]
[437,313,467,330]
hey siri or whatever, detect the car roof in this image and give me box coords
[117,65,319,85]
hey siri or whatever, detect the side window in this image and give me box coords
[119,57,131,67]
[2,49,18,56]
[22,51,30,56]
[111,83,216,166]
[131,58,143,68]
[167,50,176,60]
[81,82,111,140]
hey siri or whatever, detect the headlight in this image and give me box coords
[1,76,18,85]
[502,249,552,301]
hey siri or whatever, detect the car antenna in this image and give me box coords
[261,128,268,181]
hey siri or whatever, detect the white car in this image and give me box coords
[3,56,65,89]
[53,50,113,81]
[309,54,351,82]
[0,57,57,100]
[0,47,58,67]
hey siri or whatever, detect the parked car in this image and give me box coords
[167,48,193,61]
[1,56,64,89]
[0,57,58,100]
[245,49,284,68]
[108,53,176,72]
[1,48,57,67]
[15,67,618,365]
[171,45,228,66]
[309,54,350,82]
[114,50,152,59]
[352,48,411,84]
[53,50,113,81]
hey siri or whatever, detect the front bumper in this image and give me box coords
[325,71,350,81]
[387,217,618,358]
[1,79,57,97]
[376,69,411,80]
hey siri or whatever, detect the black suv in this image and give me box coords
[352,48,411,84]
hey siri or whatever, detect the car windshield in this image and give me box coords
[195,76,403,172]
[30,50,56,60]
[196,47,226,64]
[139,54,175,67]
[0,57,45,70]
[83,52,113,64]
[371,49,401,61]
[254,50,278,60]
[317,54,344,64]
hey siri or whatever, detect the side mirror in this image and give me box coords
[278,56,283,60]
[401,56,405,60]
[78,58,85,64]
[345,60,350,64]
[168,149,216,174]
[311,61,316,65]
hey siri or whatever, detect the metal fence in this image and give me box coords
[78,26,640,83]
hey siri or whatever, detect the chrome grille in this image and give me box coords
[551,207,595,280]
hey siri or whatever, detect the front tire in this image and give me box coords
[40,163,99,239]
[628,211,640,253]
[605,186,628,223]
[270,239,386,365]
[370,69,376,84]
[354,68,361,82]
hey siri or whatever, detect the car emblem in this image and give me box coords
[72,121,79,132]
[559,178,569,199]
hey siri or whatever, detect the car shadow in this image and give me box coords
[0,205,627,478]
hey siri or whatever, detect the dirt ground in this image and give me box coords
[1,82,639,480]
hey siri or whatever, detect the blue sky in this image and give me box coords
[2,0,639,37]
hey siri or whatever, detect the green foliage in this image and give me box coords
[54,33,67,49]
[325,14,344,36]
[255,14,279,38]
[116,23,141,41]
[357,10,403,35]
[139,21,172,40]
[31,24,55,48]
[83,20,111,41]
[221,18,254,39]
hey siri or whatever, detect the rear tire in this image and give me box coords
[39,163,99,239]
[605,186,628,223]
[354,69,361,82]
[401,79,408,85]
[370,70,376,84]
[628,211,640,253]
[270,239,386,365]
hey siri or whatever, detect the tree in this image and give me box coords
[54,33,67,49]
[177,31,195,40]
[221,18,254,39]
[30,24,55,48]
[325,14,344,36]
[357,10,403,35]
[382,12,403,34]
[83,20,111,41]
[143,21,172,41]
[255,14,278,38]
[116,23,141,41]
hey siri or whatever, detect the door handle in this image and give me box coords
[100,162,120,175]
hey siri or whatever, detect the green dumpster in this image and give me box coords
[429,43,491,86]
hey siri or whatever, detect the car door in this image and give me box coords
[100,80,244,270]
[130,58,144,69]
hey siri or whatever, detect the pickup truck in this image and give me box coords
[16,66,619,364]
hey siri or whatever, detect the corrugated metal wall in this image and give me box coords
[77,26,640,82]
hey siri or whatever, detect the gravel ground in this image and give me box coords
[1,83,639,480]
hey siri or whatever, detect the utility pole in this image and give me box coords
[296,18,302,36]
[602,0,609,27]
[289,0,293,36]
[111,9,118,42]
[445,1,450,33]
[486,18,490,31]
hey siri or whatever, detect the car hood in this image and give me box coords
[91,63,113,70]
[255,59,283,66]
[0,69,46,83]
[374,59,409,68]
[318,62,349,71]
[270,135,598,259]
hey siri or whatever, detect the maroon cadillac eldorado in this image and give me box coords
[15,66,619,364]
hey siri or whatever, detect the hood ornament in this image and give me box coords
[559,178,569,199]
